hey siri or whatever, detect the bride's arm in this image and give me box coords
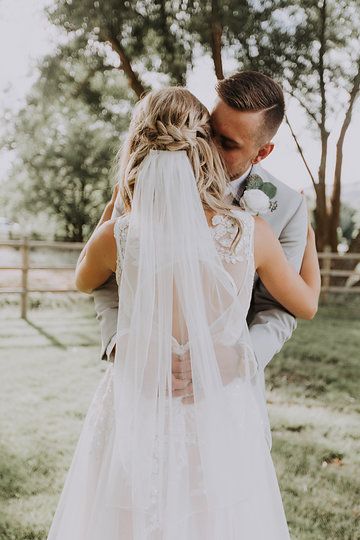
[75,220,116,294]
[74,186,120,294]
[254,216,321,320]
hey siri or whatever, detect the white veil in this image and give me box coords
[105,149,259,533]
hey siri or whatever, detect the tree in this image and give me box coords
[235,0,360,252]
[4,42,133,241]
[189,0,360,252]
[47,0,194,98]
[6,0,359,249]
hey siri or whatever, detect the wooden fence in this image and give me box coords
[1,237,360,319]
[0,237,83,319]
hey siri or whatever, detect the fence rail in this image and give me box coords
[1,237,360,318]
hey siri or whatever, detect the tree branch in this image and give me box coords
[102,33,146,98]
[288,89,319,126]
[318,0,327,133]
[285,114,317,190]
[210,0,224,79]
[329,59,360,248]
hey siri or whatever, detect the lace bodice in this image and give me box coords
[114,209,255,287]
[209,210,254,265]
[113,209,255,360]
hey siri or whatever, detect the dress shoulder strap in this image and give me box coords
[231,208,255,260]
[210,209,255,264]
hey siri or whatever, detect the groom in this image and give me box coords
[93,71,307,450]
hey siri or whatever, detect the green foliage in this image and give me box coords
[247,174,264,190]
[261,182,277,199]
[47,0,193,86]
[3,0,359,243]
[227,0,360,130]
[4,41,133,241]
[340,203,357,244]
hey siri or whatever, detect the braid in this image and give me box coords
[115,87,243,252]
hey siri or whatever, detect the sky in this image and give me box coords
[1,0,359,194]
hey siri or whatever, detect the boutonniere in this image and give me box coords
[239,174,278,215]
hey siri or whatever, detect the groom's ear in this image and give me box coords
[252,142,274,165]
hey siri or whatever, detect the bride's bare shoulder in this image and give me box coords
[98,213,129,238]
[90,219,119,263]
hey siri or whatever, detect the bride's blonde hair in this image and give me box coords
[115,87,242,247]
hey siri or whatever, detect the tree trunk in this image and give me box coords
[329,134,343,252]
[349,231,360,253]
[314,183,329,252]
[210,0,224,79]
[315,126,330,251]
[314,0,330,252]
[329,65,360,251]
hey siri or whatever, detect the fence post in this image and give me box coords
[20,235,29,319]
[322,245,332,303]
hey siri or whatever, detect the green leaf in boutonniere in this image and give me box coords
[261,182,277,199]
[246,174,264,190]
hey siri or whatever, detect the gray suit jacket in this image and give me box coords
[92,163,307,449]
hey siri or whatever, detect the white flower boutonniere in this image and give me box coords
[239,174,278,215]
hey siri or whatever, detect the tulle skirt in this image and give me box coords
[47,364,291,539]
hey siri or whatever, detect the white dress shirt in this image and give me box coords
[225,166,252,199]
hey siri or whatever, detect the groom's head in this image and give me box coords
[211,71,285,179]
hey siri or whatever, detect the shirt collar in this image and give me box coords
[225,165,252,197]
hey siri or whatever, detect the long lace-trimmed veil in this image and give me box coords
[105,149,258,528]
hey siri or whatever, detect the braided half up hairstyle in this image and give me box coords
[116,87,242,249]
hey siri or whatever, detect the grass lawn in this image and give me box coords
[0,299,359,539]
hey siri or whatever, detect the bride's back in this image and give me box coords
[113,203,256,386]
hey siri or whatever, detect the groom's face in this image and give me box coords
[210,98,274,180]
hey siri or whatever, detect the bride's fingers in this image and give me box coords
[181,394,194,405]
[172,374,191,391]
[173,370,192,380]
[172,381,193,397]
[164,377,191,396]
[172,353,192,378]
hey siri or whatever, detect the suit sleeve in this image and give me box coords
[248,196,308,371]
[92,194,123,361]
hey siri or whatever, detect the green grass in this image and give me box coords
[267,301,360,539]
[0,301,359,539]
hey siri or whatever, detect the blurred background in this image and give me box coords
[0,1,359,539]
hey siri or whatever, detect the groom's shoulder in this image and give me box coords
[255,164,303,207]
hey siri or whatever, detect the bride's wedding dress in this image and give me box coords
[47,151,291,539]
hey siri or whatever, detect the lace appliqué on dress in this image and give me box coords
[113,216,130,286]
[210,210,254,264]
[146,400,200,534]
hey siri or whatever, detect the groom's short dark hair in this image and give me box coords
[216,71,285,139]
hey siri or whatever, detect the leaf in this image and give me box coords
[261,182,277,199]
[247,174,263,190]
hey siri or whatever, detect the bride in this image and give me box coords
[47,87,320,539]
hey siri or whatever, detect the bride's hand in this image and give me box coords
[171,352,194,404]
[109,183,120,209]
[307,222,315,240]
[98,184,120,226]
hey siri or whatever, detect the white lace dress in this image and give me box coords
[46,210,291,540]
